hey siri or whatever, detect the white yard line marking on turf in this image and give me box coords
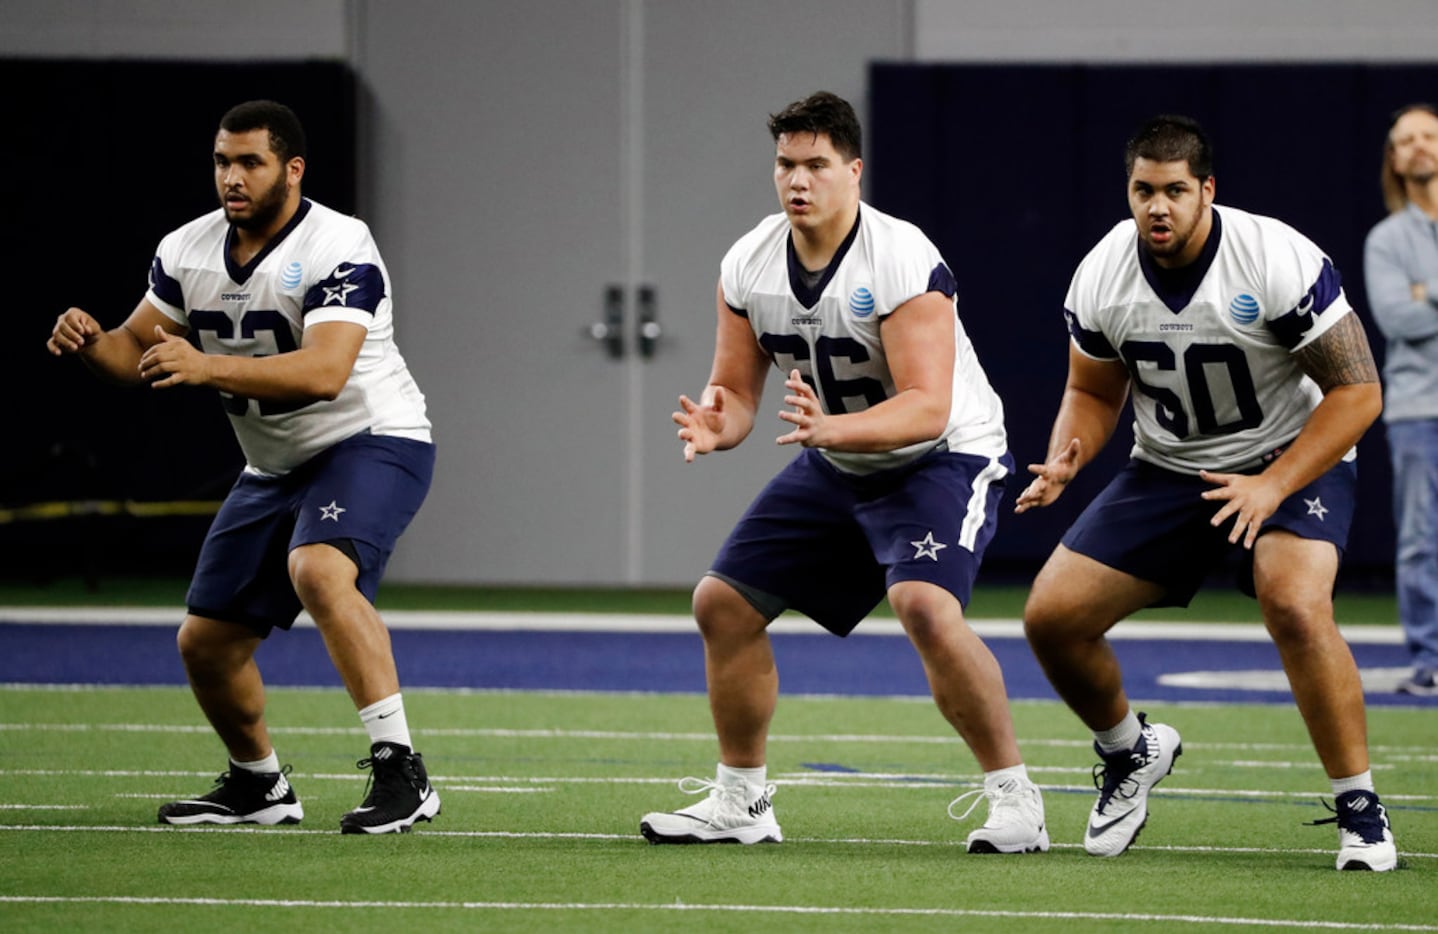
[0,895,1435,929]
[0,804,87,810]
[0,825,1433,862]
[4,767,1433,805]
[0,607,1405,643]
[0,722,1430,763]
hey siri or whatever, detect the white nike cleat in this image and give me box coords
[640,776,782,844]
[1312,790,1398,872]
[1084,713,1181,857]
[950,776,1050,854]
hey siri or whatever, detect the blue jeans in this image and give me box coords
[1388,419,1438,670]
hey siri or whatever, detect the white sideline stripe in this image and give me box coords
[0,894,1435,929]
[3,767,1433,803]
[0,722,1430,757]
[0,825,1433,865]
[0,606,1406,643]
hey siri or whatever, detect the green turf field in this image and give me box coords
[1,685,1432,932]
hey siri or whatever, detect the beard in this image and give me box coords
[1143,214,1201,261]
[223,176,291,231]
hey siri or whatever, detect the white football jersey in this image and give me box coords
[146,199,430,476]
[720,202,1006,474]
[1065,205,1352,474]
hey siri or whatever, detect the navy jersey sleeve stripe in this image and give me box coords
[148,256,184,310]
[927,262,957,298]
[1065,308,1117,358]
[302,262,385,317]
[1268,257,1343,350]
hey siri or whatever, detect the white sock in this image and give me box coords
[717,762,766,790]
[1094,710,1142,754]
[359,693,413,750]
[984,763,1030,791]
[1331,770,1374,796]
[232,751,280,775]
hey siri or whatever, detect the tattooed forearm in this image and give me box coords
[1294,313,1381,392]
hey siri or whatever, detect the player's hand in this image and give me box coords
[1199,469,1284,550]
[138,325,212,389]
[673,388,727,463]
[47,307,102,356]
[1015,438,1081,513]
[776,369,829,448]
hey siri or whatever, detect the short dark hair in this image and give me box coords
[1124,114,1213,180]
[768,91,862,161]
[219,100,307,163]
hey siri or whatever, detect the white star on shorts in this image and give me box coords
[319,500,347,521]
[1305,496,1328,521]
[910,531,948,561]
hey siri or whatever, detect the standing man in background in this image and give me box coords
[1019,114,1397,871]
[47,100,440,834]
[640,92,1047,854]
[1363,102,1438,697]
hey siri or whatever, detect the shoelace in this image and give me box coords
[947,781,1029,823]
[675,776,777,809]
[1305,797,1387,844]
[1092,733,1154,811]
[947,787,988,822]
[354,753,417,806]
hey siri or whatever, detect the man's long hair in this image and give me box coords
[1381,103,1438,214]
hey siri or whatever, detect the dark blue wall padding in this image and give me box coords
[869,63,1438,581]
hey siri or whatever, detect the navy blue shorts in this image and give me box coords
[1061,457,1356,607]
[711,446,1013,636]
[186,433,435,636]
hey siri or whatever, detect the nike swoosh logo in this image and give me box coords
[333,265,355,278]
[1087,811,1138,838]
[376,711,395,719]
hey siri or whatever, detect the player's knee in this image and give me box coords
[288,544,357,613]
[1259,595,1332,646]
[889,582,956,648]
[692,575,766,642]
[1021,590,1064,646]
[175,616,245,677]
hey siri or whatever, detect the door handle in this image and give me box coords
[588,284,625,359]
[637,284,661,359]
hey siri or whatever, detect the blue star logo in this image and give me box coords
[319,500,347,522]
[1305,496,1328,521]
[910,531,948,561]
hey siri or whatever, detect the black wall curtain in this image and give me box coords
[2,59,356,578]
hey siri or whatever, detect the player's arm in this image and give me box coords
[47,298,184,386]
[139,320,365,402]
[777,290,953,452]
[1236,312,1380,496]
[1014,345,1131,513]
[1200,312,1382,547]
[673,280,769,461]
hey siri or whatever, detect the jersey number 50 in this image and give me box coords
[1122,339,1263,439]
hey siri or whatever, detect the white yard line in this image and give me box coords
[1,892,1436,929]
